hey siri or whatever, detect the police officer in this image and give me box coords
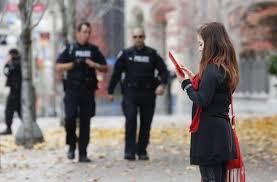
[108,27,169,160]
[56,22,107,162]
[0,49,22,135]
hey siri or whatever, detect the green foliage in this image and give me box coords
[267,55,277,76]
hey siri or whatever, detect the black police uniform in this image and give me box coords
[3,58,22,130]
[108,46,168,157]
[57,42,106,157]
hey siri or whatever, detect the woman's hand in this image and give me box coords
[180,64,194,80]
[175,69,186,83]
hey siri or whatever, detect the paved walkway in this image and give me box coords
[1,141,276,182]
[0,116,276,182]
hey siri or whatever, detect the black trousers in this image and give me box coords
[64,87,95,156]
[122,90,156,155]
[5,90,21,128]
[199,163,227,182]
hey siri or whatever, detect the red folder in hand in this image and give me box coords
[168,51,185,77]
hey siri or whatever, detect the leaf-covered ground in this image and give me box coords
[0,116,276,181]
[1,116,276,165]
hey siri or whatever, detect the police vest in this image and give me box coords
[123,47,159,89]
[65,43,98,90]
[5,60,22,90]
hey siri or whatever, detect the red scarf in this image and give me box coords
[190,74,202,133]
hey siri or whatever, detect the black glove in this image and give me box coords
[73,58,85,68]
[3,64,14,76]
[3,66,10,76]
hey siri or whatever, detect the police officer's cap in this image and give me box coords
[9,48,20,56]
[9,48,21,59]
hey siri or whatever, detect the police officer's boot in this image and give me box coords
[0,126,12,135]
[67,145,75,160]
[79,150,91,163]
[124,153,136,161]
[79,156,91,163]
[138,154,149,160]
[137,151,149,161]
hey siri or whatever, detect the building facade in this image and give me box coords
[124,0,277,115]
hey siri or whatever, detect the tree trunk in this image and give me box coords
[57,0,69,126]
[15,0,43,148]
[59,0,68,44]
[67,0,76,42]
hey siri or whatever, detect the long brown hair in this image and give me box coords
[197,22,239,92]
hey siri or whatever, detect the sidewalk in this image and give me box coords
[1,143,276,182]
[0,116,276,182]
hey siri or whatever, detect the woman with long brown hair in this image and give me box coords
[176,22,240,182]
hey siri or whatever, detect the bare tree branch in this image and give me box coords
[86,0,121,23]
[18,0,29,30]
[57,0,65,9]
[111,6,124,13]
[57,0,68,43]
[91,0,113,19]
[33,0,40,5]
[0,0,8,23]
[66,0,76,42]
[30,0,49,29]
[24,0,34,29]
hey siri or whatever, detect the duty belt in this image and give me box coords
[124,79,158,89]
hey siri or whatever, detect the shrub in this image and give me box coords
[267,55,277,76]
